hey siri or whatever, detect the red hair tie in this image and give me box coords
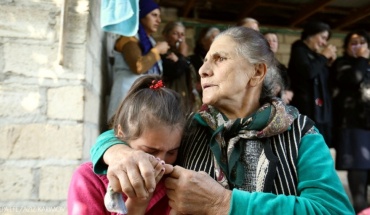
[149,80,165,89]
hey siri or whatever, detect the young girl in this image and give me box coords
[68,75,187,215]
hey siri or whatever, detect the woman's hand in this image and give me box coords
[321,44,337,63]
[155,41,170,54]
[104,144,173,199]
[165,166,231,215]
[356,44,370,58]
[166,52,179,62]
[177,39,189,56]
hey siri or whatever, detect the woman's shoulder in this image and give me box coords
[287,114,316,136]
[115,36,139,52]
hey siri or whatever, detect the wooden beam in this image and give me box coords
[238,0,261,20]
[334,4,370,30]
[289,0,334,27]
[182,0,197,18]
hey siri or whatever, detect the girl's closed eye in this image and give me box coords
[167,148,179,155]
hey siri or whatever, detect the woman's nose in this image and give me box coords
[199,63,210,77]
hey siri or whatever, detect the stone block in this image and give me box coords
[47,86,84,120]
[0,124,83,159]
[39,166,77,200]
[65,12,88,44]
[280,54,291,66]
[0,5,54,40]
[83,124,100,160]
[84,89,100,124]
[160,7,178,22]
[0,167,33,200]
[0,85,45,119]
[2,43,86,81]
[277,43,291,54]
[283,34,299,44]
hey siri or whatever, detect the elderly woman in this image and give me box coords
[287,21,337,148]
[91,27,354,214]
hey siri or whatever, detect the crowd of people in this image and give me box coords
[68,0,370,214]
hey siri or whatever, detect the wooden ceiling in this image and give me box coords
[157,0,370,32]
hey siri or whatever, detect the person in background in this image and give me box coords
[161,21,201,112]
[68,75,187,215]
[287,21,337,147]
[107,0,170,121]
[331,29,370,215]
[90,27,354,215]
[188,26,220,97]
[264,31,294,104]
[237,17,260,31]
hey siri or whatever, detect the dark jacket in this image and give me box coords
[331,55,370,129]
[287,40,332,145]
[288,40,332,122]
[331,55,370,169]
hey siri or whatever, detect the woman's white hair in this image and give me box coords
[216,27,282,102]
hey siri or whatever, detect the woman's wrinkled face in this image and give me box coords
[127,125,182,164]
[141,9,161,35]
[306,31,329,52]
[346,34,368,57]
[164,25,185,48]
[199,35,254,107]
[264,33,278,53]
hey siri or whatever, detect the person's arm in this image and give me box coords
[90,129,172,200]
[229,128,354,215]
[90,130,128,174]
[165,129,354,215]
[115,36,161,74]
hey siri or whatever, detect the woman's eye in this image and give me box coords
[215,56,226,62]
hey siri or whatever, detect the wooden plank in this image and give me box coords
[289,0,334,27]
[334,4,370,30]
[182,0,197,17]
[238,0,261,20]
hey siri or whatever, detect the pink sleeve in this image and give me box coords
[68,162,111,215]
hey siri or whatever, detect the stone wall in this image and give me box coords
[0,0,104,214]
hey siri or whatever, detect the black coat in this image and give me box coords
[331,55,370,129]
[287,40,332,145]
[331,55,370,169]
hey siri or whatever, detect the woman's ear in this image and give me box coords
[249,63,267,87]
[116,124,124,138]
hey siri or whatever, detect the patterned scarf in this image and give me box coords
[194,98,299,189]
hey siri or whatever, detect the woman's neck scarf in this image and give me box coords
[138,23,161,75]
[194,98,299,188]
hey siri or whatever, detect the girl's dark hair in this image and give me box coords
[113,75,187,141]
[343,29,370,55]
[301,21,331,41]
